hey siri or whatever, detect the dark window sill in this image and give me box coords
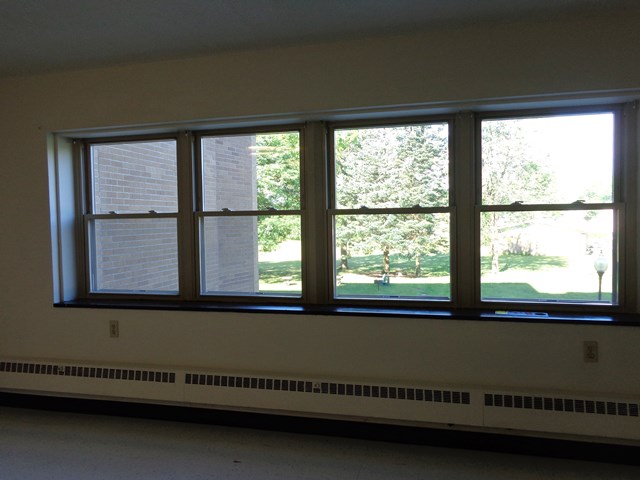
[54,300,640,326]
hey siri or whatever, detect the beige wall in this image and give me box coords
[1,13,639,411]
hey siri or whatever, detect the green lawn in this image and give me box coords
[259,258,302,284]
[258,252,612,302]
[336,281,450,298]
[480,254,567,274]
[341,252,450,277]
[480,283,611,302]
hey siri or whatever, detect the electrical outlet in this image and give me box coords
[583,340,598,362]
[109,320,119,338]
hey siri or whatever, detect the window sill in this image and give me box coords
[54,300,640,326]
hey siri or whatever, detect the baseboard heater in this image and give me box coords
[1,359,638,442]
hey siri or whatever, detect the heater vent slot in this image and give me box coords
[185,373,471,405]
[485,393,639,417]
[0,361,175,384]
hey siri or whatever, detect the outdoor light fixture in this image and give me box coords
[593,253,609,301]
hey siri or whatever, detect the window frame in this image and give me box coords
[326,116,456,307]
[79,133,184,301]
[474,105,628,312]
[78,126,311,304]
[192,125,306,302]
[64,101,636,314]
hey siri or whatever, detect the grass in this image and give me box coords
[341,252,450,277]
[259,259,302,284]
[258,249,613,302]
[480,254,567,274]
[335,281,611,302]
[336,281,450,299]
[480,283,612,302]
[258,259,302,294]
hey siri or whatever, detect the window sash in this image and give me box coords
[477,206,620,306]
[331,211,453,302]
[197,214,303,298]
[84,215,180,295]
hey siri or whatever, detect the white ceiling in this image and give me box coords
[0,0,637,78]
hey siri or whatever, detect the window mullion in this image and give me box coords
[453,111,477,308]
[620,101,638,310]
[177,131,197,300]
[76,141,90,298]
[302,121,329,304]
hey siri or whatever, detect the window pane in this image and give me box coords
[201,132,300,211]
[90,218,178,294]
[92,140,178,214]
[482,113,613,205]
[335,123,449,209]
[200,216,301,296]
[334,213,450,300]
[480,210,614,303]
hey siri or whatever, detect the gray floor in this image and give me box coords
[1,406,639,479]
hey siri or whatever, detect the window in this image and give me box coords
[85,139,180,294]
[330,121,452,301]
[63,102,634,312]
[81,128,303,301]
[197,131,302,297]
[479,112,618,305]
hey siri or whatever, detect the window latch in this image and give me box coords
[572,199,585,205]
[412,204,421,208]
[108,210,117,214]
[511,201,524,205]
[221,208,231,212]
[359,205,369,209]
[148,210,158,214]
[267,207,278,212]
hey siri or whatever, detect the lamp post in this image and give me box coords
[593,254,609,301]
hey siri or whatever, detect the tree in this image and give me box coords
[334,124,449,276]
[334,128,386,271]
[481,120,554,272]
[392,125,449,274]
[255,132,301,251]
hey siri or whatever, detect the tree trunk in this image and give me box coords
[383,245,390,274]
[491,242,499,273]
[415,252,421,277]
[340,243,349,271]
[490,212,499,273]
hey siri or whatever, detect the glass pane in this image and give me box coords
[201,132,300,211]
[334,123,449,209]
[334,213,450,300]
[200,216,301,296]
[482,113,613,205]
[90,218,178,293]
[92,140,177,214]
[480,210,614,303]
